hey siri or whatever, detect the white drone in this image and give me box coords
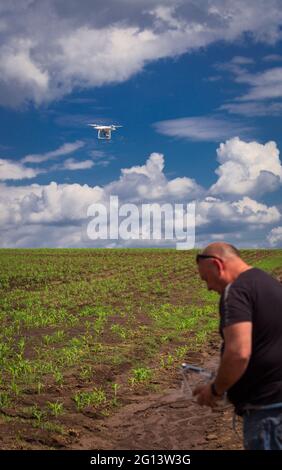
[88,124,122,140]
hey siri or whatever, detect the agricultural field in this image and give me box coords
[0,248,281,450]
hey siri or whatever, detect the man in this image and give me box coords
[193,242,282,450]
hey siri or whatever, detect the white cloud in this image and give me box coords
[1,146,281,247]
[0,158,42,181]
[237,66,282,101]
[267,226,282,246]
[0,181,103,227]
[0,140,90,183]
[0,152,203,230]
[263,54,282,62]
[153,116,252,142]
[232,197,280,224]
[0,38,49,106]
[121,152,164,179]
[197,197,280,226]
[215,57,282,115]
[0,152,201,247]
[231,56,254,65]
[1,0,282,106]
[210,137,282,196]
[220,101,282,116]
[0,223,89,249]
[105,152,203,201]
[57,158,94,170]
[22,141,84,163]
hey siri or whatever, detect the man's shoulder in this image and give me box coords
[230,267,282,295]
[220,268,281,306]
[234,267,268,285]
[222,269,262,301]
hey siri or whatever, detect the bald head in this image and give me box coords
[201,242,241,261]
[196,242,250,294]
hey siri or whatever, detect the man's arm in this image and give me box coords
[193,321,252,406]
[212,321,252,395]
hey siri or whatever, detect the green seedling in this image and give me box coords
[31,405,46,424]
[73,388,106,412]
[0,392,11,409]
[47,401,64,417]
[129,367,152,386]
[10,381,21,397]
[53,369,63,385]
[110,324,128,340]
[79,364,93,381]
[112,383,119,406]
[37,382,44,394]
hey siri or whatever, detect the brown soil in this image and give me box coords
[70,351,243,451]
[0,347,243,450]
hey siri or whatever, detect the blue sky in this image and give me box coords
[1,0,282,248]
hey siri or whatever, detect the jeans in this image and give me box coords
[243,404,282,450]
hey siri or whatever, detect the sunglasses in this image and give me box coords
[196,254,223,263]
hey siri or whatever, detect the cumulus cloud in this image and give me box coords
[0,152,202,226]
[153,116,252,142]
[231,197,280,224]
[210,137,282,196]
[1,146,281,247]
[267,226,282,246]
[0,223,89,249]
[1,0,282,106]
[0,152,202,247]
[105,152,203,201]
[0,181,103,227]
[0,158,43,180]
[197,196,280,227]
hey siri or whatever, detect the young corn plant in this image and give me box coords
[73,388,107,412]
[47,401,64,418]
[112,383,119,407]
[10,381,21,397]
[53,368,63,386]
[37,382,44,394]
[110,324,128,340]
[0,392,11,409]
[79,364,93,382]
[17,337,25,358]
[31,405,46,425]
[129,367,152,386]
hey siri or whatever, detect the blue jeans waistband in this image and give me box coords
[241,401,282,413]
[235,401,282,416]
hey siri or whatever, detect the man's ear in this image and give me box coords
[213,259,223,275]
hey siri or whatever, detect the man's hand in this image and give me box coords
[193,382,219,407]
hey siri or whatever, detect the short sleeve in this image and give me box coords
[221,283,253,328]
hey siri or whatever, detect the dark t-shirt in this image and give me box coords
[219,267,282,411]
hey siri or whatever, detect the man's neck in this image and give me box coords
[229,263,253,284]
